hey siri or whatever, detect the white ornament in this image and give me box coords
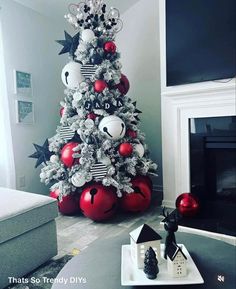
[73,91,83,101]
[133,143,145,158]
[100,156,111,166]
[98,115,126,140]
[61,62,85,90]
[50,155,59,163]
[84,119,94,129]
[71,172,86,187]
[81,29,95,43]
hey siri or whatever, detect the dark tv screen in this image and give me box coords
[166,0,236,86]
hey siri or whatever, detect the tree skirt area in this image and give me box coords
[7,255,73,289]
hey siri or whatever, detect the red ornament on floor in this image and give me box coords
[50,189,60,200]
[120,176,152,212]
[50,190,79,215]
[60,142,80,168]
[94,80,107,93]
[80,183,118,221]
[104,41,116,54]
[115,74,130,95]
[58,194,79,215]
[176,193,200,217]
[119,142,133,157]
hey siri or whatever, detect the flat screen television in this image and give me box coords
[166,0,236,86]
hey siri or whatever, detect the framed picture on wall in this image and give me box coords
[16,100,34,124]
[14,70,33,98]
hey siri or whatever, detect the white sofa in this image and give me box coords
[0,188,58,289]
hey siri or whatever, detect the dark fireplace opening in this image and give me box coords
[178,116,236,237]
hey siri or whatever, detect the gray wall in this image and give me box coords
[0,0,67,194]
[117,0,162,189]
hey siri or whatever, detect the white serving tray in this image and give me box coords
[121,244,204,286]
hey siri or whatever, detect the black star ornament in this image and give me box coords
[56,31,80,57]
[29,139,53,168]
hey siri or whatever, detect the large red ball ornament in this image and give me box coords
[94,80,108,93]
[119,143,133,157]
[126,129,137,139]
[176,193,200,217]
[115,74,130,95]
[104,41,116,54]
[120,176,152,213]
[80,183,118,221]
[60,142,80,168]
[58,194,79,215]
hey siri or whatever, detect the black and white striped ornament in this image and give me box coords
[90,163,108,180]
[81,64,97,79]
[59,126,75,141]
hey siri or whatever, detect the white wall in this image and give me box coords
[116,0,162,189]
[0,0,67,194]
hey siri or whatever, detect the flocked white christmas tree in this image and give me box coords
[30,0,157,221]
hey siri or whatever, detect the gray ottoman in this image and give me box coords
[0,188,58,289]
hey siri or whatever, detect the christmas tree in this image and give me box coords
[30,0,157,221]
[143,247,159,279]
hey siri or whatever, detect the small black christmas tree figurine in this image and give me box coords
[143,247,159,279]
[162,207,179,259]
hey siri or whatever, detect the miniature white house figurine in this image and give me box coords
[129,224,162,269]
[167,242,187,277]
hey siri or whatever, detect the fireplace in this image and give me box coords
[186,116,236,236]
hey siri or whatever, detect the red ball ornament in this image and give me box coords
[58,194,79,215]
[126,129,137,139]
[60,142,80,168]
[80,183,118,221]
[115,74,130,95]
[94,80,108,93]
[120,176,152,212]
[176,193,200,217]
[60,107,65,117]
[119,143,133,157]
[104,41,116,54]
[87,112,98,120]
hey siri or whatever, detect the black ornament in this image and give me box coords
[162,207,179,259]
[56,31,80,57]
[91,53,103,65]
[84,101,93,111]
[143,247,159,280]
[103,100,115,113]
[116,98,124,108]
[29,139,53,168]
[93,99,102,109]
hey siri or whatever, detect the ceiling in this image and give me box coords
[14,0,139,21]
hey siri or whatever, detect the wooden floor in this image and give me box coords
[55,194,164,258]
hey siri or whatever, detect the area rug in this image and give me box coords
[6,255,73,289]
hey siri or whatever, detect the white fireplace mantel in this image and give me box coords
[159,0,236,207]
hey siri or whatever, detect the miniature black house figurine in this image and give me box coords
[166,242,187,278]
[129,224,162,269]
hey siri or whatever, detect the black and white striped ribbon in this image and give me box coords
[59,126,75,141]
[81,64,97,79]
[90,163,108,180]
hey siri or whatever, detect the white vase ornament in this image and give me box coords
[99,115,126,140]
[61,62,85,90]
[134,143,145,158]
